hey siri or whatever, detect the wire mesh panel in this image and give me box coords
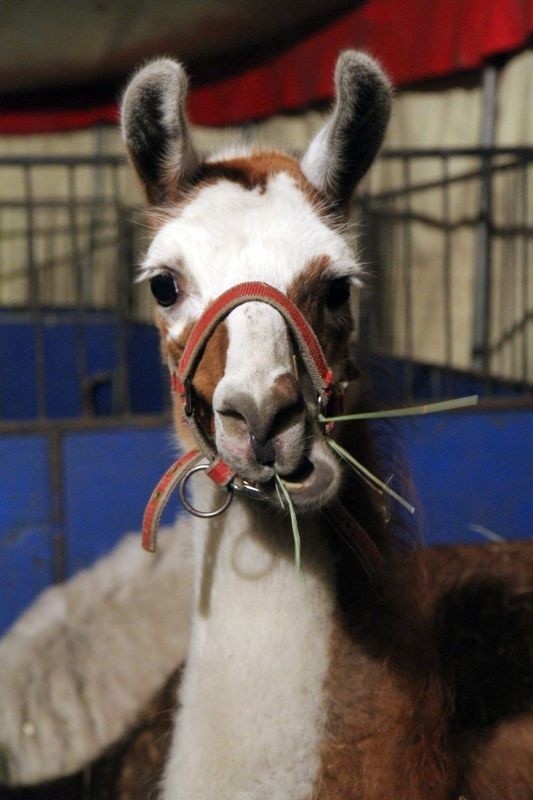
[1,149,531,420]
[356,147,532,394]
[0,155,162,420]
[0,155,148,310]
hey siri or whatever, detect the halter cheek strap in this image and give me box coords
[142,281,335,552]
[172,281,335,476]
[141,281,383,573]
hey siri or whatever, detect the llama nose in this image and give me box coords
[217,372,304,465]
[250,433,277,467]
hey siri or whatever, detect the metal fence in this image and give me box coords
[356,146,532,393]
[0,148,531,424]
[0,155,156,421]
[0,154,146,311]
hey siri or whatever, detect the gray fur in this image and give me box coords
[0,524,193,786]
[121,58,199,204]
[301,51,392,210]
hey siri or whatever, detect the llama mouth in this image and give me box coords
[276,445,340,509]
[280,457,315,489]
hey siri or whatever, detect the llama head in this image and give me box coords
[121,52,391,510]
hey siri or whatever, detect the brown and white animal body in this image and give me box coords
[120,53,533,799]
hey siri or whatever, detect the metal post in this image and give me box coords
[472,64,497,373]
[113,165,131,415]
[25,164,48,417]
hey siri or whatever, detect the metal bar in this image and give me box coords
[472,64,497,373]
[0,198,133,211]
[112,164,131,415]
[0,155,125,167]
[0,205,4,416]
[85,128,106,303]
[0,412,171,436]
[48,427,67,584]
[24,164,48,418]
[442,155,453,368]
[0,234,122,284]
[358,206,531,236]
[402,156,414,396]
[488,312,533,354]
[364,158,524,203]
[67,164,88,414]
[379,146,533,159]
[509,171,519,379]
[496,223,505,377]
[521,162,529,386]
[0,217,119,243]
[0,147,528,168]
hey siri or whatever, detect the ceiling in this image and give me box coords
[1,0,356,94]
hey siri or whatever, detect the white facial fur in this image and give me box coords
[142,169,358,327]
[162,498,336,800]
[141,164,359,503]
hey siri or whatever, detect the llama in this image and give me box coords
[120,52,533,800]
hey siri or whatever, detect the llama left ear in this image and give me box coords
[121,58,199,205]
[301,51,392,212]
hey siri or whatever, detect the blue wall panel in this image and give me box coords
[0,312,165,420]
[0,435,54,632]
[63,427,180,575]
[43,321,81,417]
[127,324,165,415]
[0,320,37,419]
[399,409,532,545]
[1,410,531,636]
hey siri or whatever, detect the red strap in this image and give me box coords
[206,457,237,487]
[142,449,202,552]
[177,282,333,398]
[323,501,384,575]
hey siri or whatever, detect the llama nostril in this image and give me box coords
[250,433,276,467]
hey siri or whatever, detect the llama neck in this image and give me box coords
[162,481,336,800]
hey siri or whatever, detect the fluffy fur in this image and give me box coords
[0,523,193,786]
[162,494,336,799]
[4,48,529,800]
[118,49,533,800]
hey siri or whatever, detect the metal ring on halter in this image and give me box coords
[179,463,234,518]
[231,476,268,502]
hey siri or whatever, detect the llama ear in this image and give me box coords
[121,59,199,205]
[301,51,392,212]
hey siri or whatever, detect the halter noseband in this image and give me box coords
[173,282,334,469]
[141,281,383,573]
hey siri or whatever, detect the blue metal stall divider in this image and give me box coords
[1,402,532,636]
[0,149,531,636]
[0,418,179,634]
[0,310,165,419]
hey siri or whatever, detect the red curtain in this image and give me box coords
[188,0,533,125]
[2,0,532,134]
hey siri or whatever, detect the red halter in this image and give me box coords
[141,281,383,573]
[172,282,334,480]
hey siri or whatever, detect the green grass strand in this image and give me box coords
[275,475,302,573]
[319,394,479,424]
[327,438,415,514]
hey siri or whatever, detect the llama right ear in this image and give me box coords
[121,59,199,205]
[301,51,392,213]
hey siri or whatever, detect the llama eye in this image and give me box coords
[150,271,179,307]
[325,277,351,311]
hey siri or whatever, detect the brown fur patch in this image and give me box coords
[316,611,455,800]
[288,255,354,369]
[145,152,329,231]
[157,313,228,445]
[197,152,322,202]
[314,530,457,799]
